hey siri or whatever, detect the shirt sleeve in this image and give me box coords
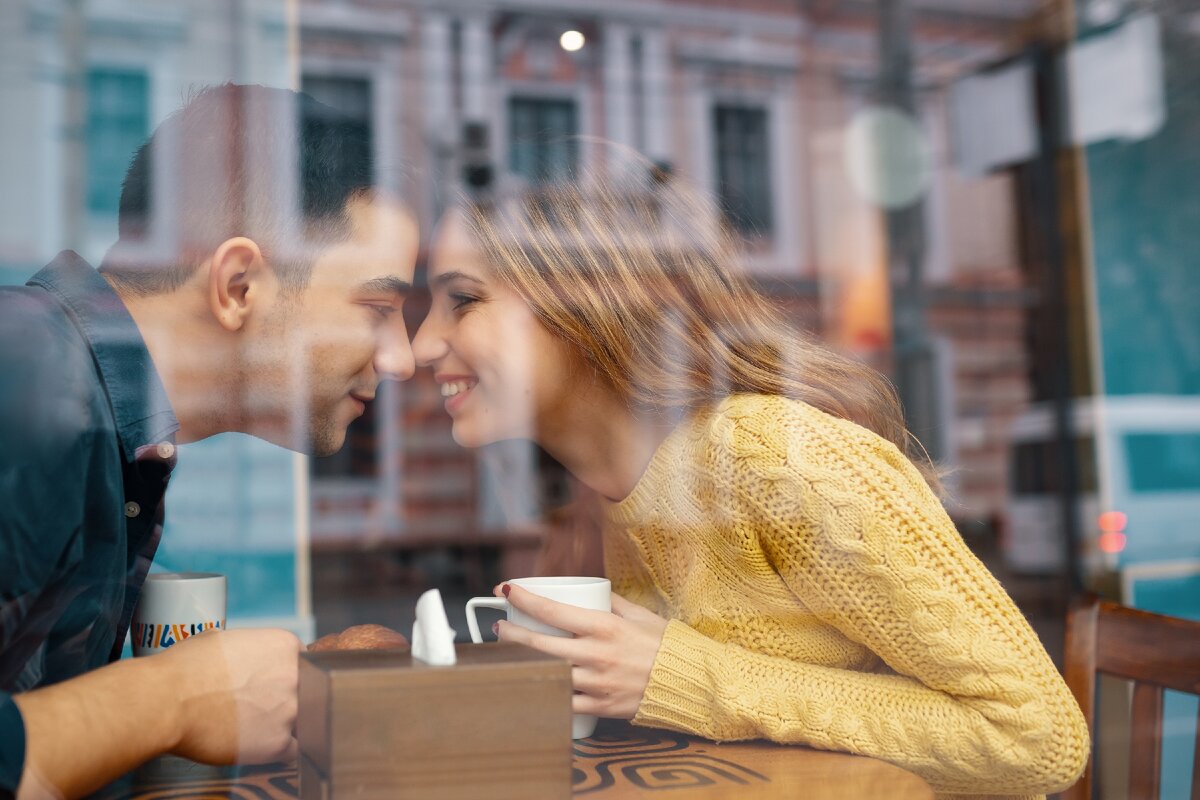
[632,413,1090,796]
[0,692,25,798]
[0,296,89,668]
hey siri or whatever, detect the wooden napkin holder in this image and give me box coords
[298,642,573,800]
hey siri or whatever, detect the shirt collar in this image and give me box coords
[27,251,179,462]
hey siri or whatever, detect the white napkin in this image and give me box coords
[410,588,457,666]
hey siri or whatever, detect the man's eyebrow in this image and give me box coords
[356,276,412,296]
[431,270,485,288]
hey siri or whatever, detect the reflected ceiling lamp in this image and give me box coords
[560,30,585,52]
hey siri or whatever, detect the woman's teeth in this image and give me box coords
[441,381,475,397]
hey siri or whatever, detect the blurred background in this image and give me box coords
[1,0,1197,795]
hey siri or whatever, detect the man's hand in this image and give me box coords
[162,628,302,765]
[13,627,302,800]
[308,624,409,653]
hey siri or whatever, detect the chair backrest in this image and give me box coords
[1062,594,1200,800]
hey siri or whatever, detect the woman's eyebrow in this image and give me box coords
[431,270,485,288]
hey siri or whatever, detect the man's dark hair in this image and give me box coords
[100,83,376,295]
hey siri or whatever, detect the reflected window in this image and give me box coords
[1010,438,1099,496]
[300,76,374,217]
[713,104,773,238]
[508,97,578,185]
[301,75,378,479]
[87,68,149,216]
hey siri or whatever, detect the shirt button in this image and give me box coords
[156,442,176,460]
[124,501,141,518]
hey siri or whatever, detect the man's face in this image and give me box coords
[251,196,418,455]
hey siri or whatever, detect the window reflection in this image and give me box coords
[1,1,1198,793]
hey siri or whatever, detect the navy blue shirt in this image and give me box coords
[0,252,178,795]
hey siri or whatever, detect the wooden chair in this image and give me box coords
[1062,594,1200,800]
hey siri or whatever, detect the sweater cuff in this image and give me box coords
[633,619,729,734]
[0,693,26,799]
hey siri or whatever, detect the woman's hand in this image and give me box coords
[493,583,669,720]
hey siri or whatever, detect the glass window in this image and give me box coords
[86,68,149,216]
[713,104,773,238]
[508,96,578,185]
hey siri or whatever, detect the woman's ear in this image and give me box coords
[207,236,267,332]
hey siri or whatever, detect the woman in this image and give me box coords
[411,177,1088,799]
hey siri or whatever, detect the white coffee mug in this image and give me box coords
[132,572,227,657]
[466,576,611,739]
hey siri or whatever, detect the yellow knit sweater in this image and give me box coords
[603,394,1089,799]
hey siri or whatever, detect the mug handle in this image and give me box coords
[465,597,509,643]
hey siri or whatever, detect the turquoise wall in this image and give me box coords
[1085,27,1200,399]
[155,434,303,630]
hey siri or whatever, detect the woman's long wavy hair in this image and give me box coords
[463,171,940,497]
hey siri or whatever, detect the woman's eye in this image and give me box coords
[450,293,479,311]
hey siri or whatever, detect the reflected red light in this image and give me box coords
[1098,531,1127,554]
[1097,511,1128,533]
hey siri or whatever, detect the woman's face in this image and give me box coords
[413,210,580,448]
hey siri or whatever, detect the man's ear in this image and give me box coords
[207,237,269,332]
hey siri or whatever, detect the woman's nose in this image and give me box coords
[411,313,446,367]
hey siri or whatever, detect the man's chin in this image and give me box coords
[242,417,347,456]
[309,426,348,457]
[240,430,343,457]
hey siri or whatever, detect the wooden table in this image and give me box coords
[92,720,934,800]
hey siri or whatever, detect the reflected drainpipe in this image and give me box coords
[877,0,944,463]
[62,0,85,254]
[1029,42,1084,594]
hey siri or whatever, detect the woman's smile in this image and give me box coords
[436,374,478,414]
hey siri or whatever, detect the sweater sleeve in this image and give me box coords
[632,411,1089,797]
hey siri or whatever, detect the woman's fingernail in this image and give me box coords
[492,621,500,636]
[501,583,511,597]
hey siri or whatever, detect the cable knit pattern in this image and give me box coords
[604,394,1088,799]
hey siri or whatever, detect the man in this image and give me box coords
[0,84,418,799]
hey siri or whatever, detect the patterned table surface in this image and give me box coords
[93,720,934,800]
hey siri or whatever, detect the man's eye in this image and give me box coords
[367,304,396,318]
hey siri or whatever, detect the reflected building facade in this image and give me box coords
[0,0,1039,590]
[292,0,1035,552]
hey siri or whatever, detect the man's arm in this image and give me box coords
[12,628,300,800]
[11,655,177,799]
